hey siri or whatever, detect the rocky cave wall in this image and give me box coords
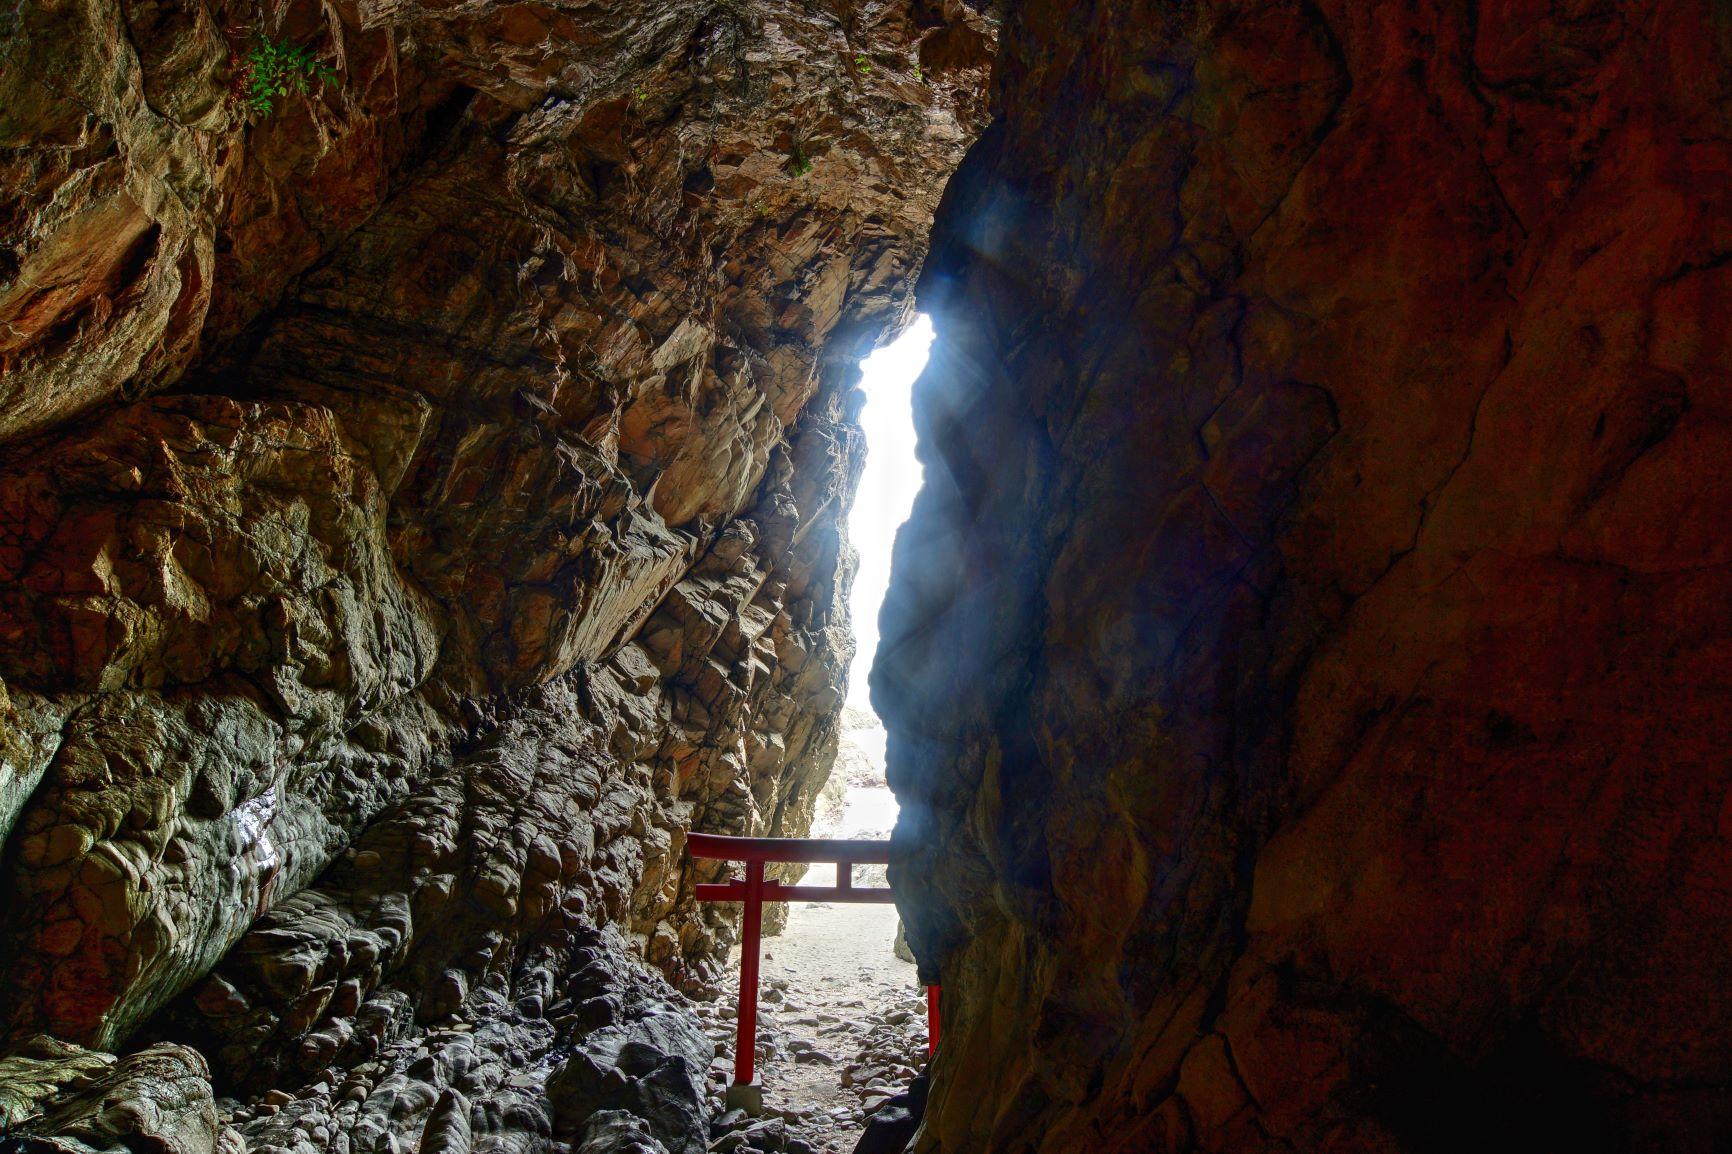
[0,0,990,1150]
[877,1,1732,1152]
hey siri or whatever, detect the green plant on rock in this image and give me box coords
[855,54,872,74]
[789,145,813,178]
[235,33,336,119]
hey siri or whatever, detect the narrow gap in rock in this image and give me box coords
[696,316,936,1154]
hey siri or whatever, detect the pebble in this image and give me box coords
[695,971,929,1154]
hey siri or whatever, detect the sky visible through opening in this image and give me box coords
[847,314,935,712]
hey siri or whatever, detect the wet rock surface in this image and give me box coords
[0,0,990,1148]
[0,1036,237,1154]
[877,1,1732,1151]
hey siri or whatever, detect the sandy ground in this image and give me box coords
[697,715,929,1154]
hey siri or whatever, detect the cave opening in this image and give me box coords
[693,315,937,1147]
[7,0,1732,1150]
[809,311,934,871]
[827,310,938,854]
[815,310,935,876]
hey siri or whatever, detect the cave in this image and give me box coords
[2,2,1731,1153]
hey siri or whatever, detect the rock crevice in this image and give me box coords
[0,0,991,1149]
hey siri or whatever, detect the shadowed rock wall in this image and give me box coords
[876,1,1732,1151]
[0,0,990,1149]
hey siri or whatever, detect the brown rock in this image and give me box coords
[0,0,991,1148]
[877,1,1732,1151]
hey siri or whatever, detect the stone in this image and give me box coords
[709,1107,752,1137]
[850,1105,920,1154]
[0,1038,233,1154]
[875,0,1732,1150]
[724,1080,765,1118]
[623,1058,710,1154]
[737,1117,788,1151]
[577,1110,670,1154]
[0,0,992,1149]
[0,1036,116,1130]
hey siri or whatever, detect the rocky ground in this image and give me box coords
[694,713,928,1154]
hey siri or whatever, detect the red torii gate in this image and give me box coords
[689,831,940,1113]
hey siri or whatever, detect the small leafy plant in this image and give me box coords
[855,54,872,74]
[789,145,813,178]
[233,34,336,119]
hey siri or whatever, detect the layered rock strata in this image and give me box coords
[0,0,989,1148]
[877,1,1732,1151]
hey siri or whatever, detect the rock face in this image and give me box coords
[0,1036,233,1154]
[877,2,1732,1151]
[0,0,989,1148]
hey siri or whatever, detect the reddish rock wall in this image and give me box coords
[877,2,1732,1150]
[0,0,990,1148]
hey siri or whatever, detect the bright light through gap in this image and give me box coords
[847,314,934,711]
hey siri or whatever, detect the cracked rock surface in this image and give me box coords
[0,0,990,1149]
[877,1,1732,1151]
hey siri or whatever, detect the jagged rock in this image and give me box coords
[848,1073,927,1154]
[0,1037,235,1154]
[877,1,1732,1151]
[0,0,992,1146]
[576,1110,670,1154]
[0,1036,116,1131]
[547,960,715,1154]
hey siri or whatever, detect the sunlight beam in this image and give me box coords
[847,314,935,710]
